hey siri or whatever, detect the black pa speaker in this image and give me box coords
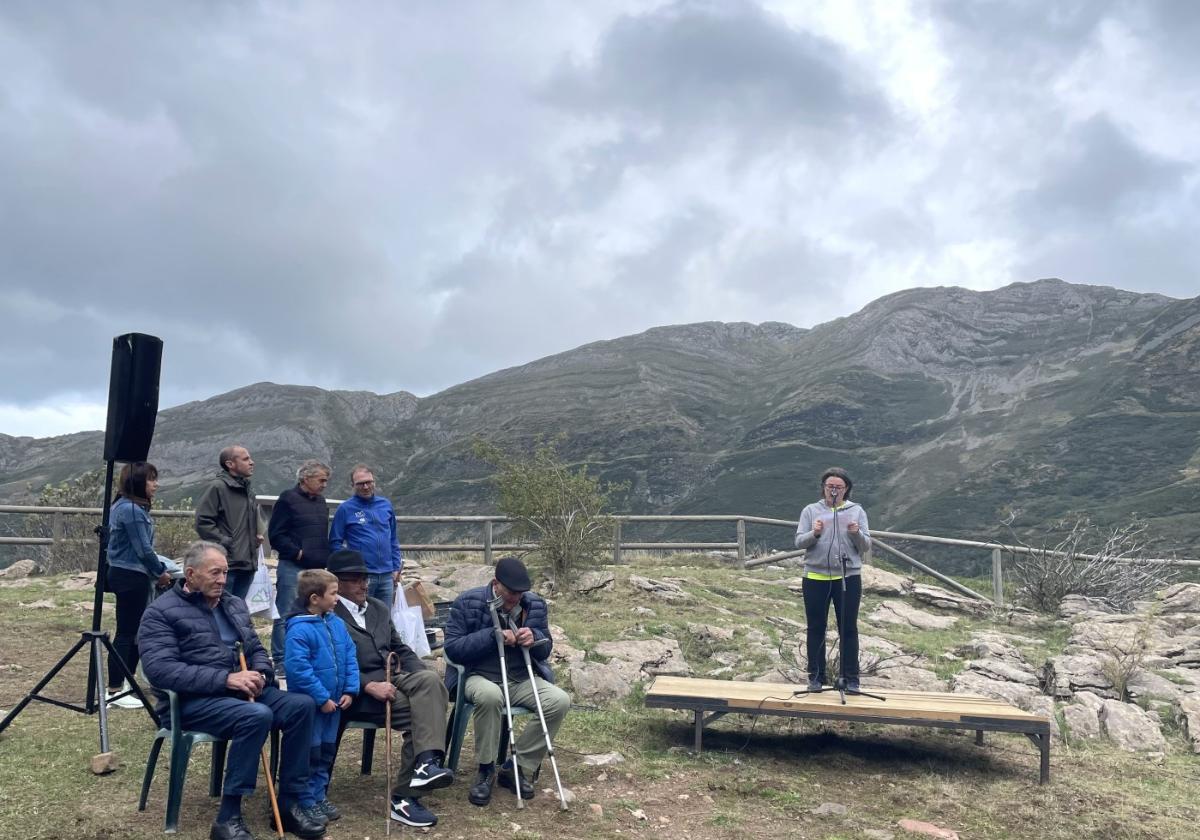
[103,333,163,463]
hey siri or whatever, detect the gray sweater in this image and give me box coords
[793,500,871,577]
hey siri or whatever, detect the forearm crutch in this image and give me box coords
[235,642,284,839]
[487,597,525,810]
[384,651,398,836]
[508,617,569,811]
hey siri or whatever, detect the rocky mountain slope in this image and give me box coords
[2,279,1197,555]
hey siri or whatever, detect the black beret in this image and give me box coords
[495,555,531,592]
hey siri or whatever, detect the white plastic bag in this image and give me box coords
[391,592,431,657]
[245,547,279,619]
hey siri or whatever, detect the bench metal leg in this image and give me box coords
[1039,734,1050,784]
[975,729,984,746]
[1023,731,1051,784]
[693,710,703,753]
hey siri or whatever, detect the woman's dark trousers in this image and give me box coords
[107,566,152,689]
[801,575,862,683]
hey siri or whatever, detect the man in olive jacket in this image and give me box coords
[330,550,453,828]
[195,444,262,600]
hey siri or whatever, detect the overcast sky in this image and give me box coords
[2,0,1197,438]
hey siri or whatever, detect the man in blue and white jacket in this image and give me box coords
[328,463,402,606]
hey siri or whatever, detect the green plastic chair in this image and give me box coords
[443,650,530,772]
[138,688,277,833]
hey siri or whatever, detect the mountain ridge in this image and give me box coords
[2,279,1197,557]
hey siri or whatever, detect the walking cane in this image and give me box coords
[486,597,525,810]
[384,651,398,837]
[235,642,284,839]
[502,613,569,811]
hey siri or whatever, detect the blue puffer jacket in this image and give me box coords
[284,607,360,707]
[138,583,272,710]
[443,583,553,694]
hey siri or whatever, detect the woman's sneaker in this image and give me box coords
[106,682,144,710]
[390,796,437,827]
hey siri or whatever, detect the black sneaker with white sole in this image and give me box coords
[409,754,454,790]
[390,796,437,827]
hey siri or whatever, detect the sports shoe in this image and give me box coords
[846,677,861,692]
[314,799,340,822]
[468,766,496,807]
[409,754,454,790]
[390,796,437,827]
[106,682,144,710]
[805,677,823,692]
[497,758,535,800]
[209,815,253,840]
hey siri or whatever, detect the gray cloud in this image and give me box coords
[545,0,891,154]
[0,0,1196,436]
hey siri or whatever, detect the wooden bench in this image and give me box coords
[644,676,1052,783]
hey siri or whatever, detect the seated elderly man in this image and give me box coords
[330,549,453,829]
[444,555,570,807]
[138,540,325,840]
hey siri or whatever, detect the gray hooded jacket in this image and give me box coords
[793,499,871,577]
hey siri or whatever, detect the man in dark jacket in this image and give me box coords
[267,459,332,675]
[444,556,569,807]
[138,540,325,840]
[195,445,262,600]
[330,550,453,828]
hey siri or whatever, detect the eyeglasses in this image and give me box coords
[823,483,847,490]
[354,480,375,487]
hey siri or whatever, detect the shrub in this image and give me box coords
[472,437,627,585]
[1003,515,1177,614]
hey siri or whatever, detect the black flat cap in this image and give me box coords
[328,549,369,577]
[495,555,531,592]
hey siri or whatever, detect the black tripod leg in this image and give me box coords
[97,633,160,728]
[91,636,112,754]
[0,634,90,735]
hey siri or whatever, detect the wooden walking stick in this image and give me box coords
[384,650,398,837]
[236,642,284,839]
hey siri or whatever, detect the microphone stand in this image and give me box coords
[793,488,885,705]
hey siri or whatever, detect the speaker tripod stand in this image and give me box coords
[0,459,160,761]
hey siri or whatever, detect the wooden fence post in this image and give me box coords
[612,520,622,565]
[736,519,746,565]
[51,511,64,548]
[484,520,493,566]
[992,548,1004,607]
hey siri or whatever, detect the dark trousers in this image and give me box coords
[226,569,254,601]
[180,686,316,800]
[107,566,152,689]
[802,575,862,681]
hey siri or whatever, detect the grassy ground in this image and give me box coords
[2,557,1198,840]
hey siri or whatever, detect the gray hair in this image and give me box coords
[297,459,331,482]
[183,540,227,569]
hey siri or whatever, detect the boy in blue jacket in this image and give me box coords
[286,569,360,825]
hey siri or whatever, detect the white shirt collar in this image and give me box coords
[337,595,368,629]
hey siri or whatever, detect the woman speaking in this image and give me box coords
[105,461,172,709]
[794,467,871,692]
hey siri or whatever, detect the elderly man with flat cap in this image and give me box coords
[443,555,569,807]
[328,549,453,828]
